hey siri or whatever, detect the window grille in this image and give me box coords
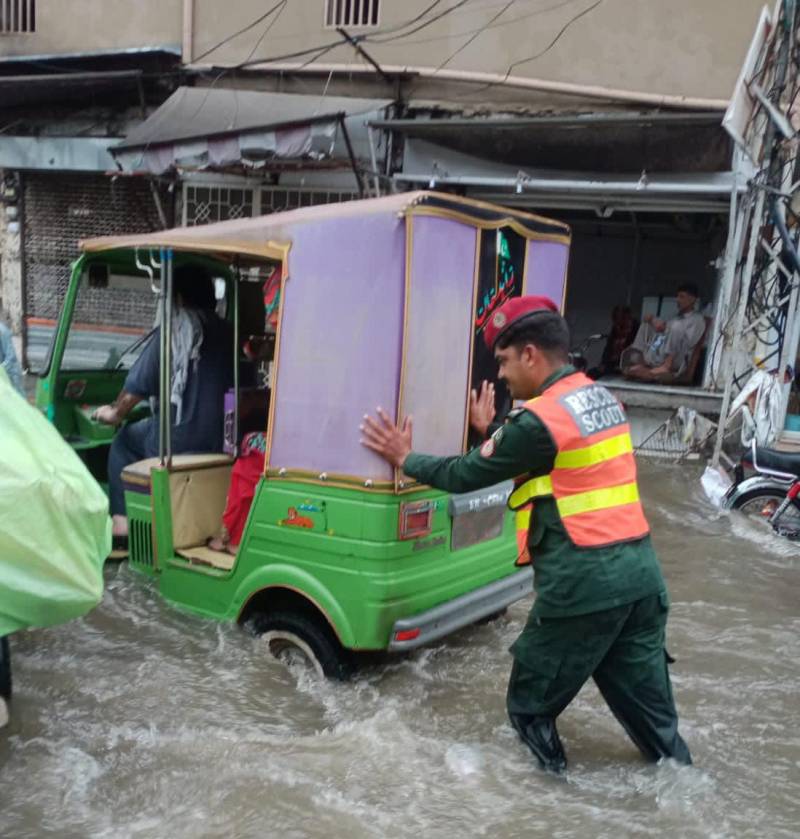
[260,187,358,214]
[0,0,35,34]
[182,182,358,226]
[324,0,379,28]
[184,185,254,227]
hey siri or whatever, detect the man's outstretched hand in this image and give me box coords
[469,380,496,438]
[360,407,413,469]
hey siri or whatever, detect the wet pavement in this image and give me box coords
[1,463,798,839]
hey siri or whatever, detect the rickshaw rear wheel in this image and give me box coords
[251,611,352,680]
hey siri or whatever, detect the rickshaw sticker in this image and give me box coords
[480,439,495,458]
[298,502,322,513]
[280,507,315,528]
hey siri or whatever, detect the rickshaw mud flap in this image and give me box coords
[387,568,532,651]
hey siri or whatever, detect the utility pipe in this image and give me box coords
[214,61,730,111]
[183,0,194,65]
[397,173,741,195]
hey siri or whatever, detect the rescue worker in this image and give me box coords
[361,295,691,773]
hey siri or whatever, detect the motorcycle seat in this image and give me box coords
[753,446,800,478]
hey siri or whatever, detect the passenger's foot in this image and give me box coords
[0,697,8,729]
[111,514,128,538]
[207,535,228,552]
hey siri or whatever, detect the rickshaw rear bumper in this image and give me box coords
[387,568,533,651]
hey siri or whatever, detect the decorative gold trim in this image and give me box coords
[560,241,571,314]
[264,257,289,474]
[265,468,396,492]
[81,238,292,266]
[407,205,571,245]
[395,213,414,494]
[462,228,483,453]
[121,473,150,488]
[522,237,530,294]
[417,191,572,232]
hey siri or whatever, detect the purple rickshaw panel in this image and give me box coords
[269,213,406,481]
[401,217,477,458]
[526,240,569,309]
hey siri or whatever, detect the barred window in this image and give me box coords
[324,0,379,28]
[184,185,254,227]
[260,187,358,214]
[0,0,35,34]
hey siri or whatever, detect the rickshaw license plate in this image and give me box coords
[449,480,512,552]
[451,506,505,551]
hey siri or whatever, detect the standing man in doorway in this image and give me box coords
[360,296,691,773]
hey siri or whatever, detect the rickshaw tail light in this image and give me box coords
[395,628,421,642]
[398,501,434,540]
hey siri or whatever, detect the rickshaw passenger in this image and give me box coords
[94,265,234,544]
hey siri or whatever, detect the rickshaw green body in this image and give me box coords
[36,193,572,655]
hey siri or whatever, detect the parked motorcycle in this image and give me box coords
[722,440,800,538]
[568,333,606,374]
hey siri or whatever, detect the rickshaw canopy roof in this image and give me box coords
[79,191,570,267]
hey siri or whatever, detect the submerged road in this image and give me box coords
[0,463,798,838]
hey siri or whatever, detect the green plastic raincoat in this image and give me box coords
[0,368,109,635]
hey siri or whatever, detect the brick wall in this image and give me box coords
[24,173,166,327]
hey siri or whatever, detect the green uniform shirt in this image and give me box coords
[403,365,666,618]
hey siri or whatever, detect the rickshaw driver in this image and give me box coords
[94,265,233,547]
[361,295,692,773]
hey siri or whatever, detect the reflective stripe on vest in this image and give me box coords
[514,505,532,566]
[510,371,650,548]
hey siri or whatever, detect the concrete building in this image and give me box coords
[1,0,766,402]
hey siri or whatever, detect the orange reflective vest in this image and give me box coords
[508,371,650,554]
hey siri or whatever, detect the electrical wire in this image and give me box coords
[367,0,477,43]
[503,0,603,75]
[362,0,585,48]
[239,0,289,67]
[435,1,516,71]
[414,0,603,101]
[192,0,288,64]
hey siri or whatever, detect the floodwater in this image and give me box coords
[1,463,798,839]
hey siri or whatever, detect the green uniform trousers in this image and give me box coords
[506,592,691,769]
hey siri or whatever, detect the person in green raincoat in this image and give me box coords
[0,367,110,729]
[361,295,691,773]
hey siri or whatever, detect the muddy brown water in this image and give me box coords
[1,463,798,839]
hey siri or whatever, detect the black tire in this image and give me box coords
[731,488,800,536]
[250,611,352,680]
[0,637,11,700]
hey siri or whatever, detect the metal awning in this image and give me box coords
[0,69,144,109]
[112,87,390,176]
[373,110,731,174]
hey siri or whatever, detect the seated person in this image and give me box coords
[94,265,234,547]
[208,430,267,555]
[621,283,706,383]
[588,304,639,379]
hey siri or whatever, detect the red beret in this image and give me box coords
[482,295,560,350]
